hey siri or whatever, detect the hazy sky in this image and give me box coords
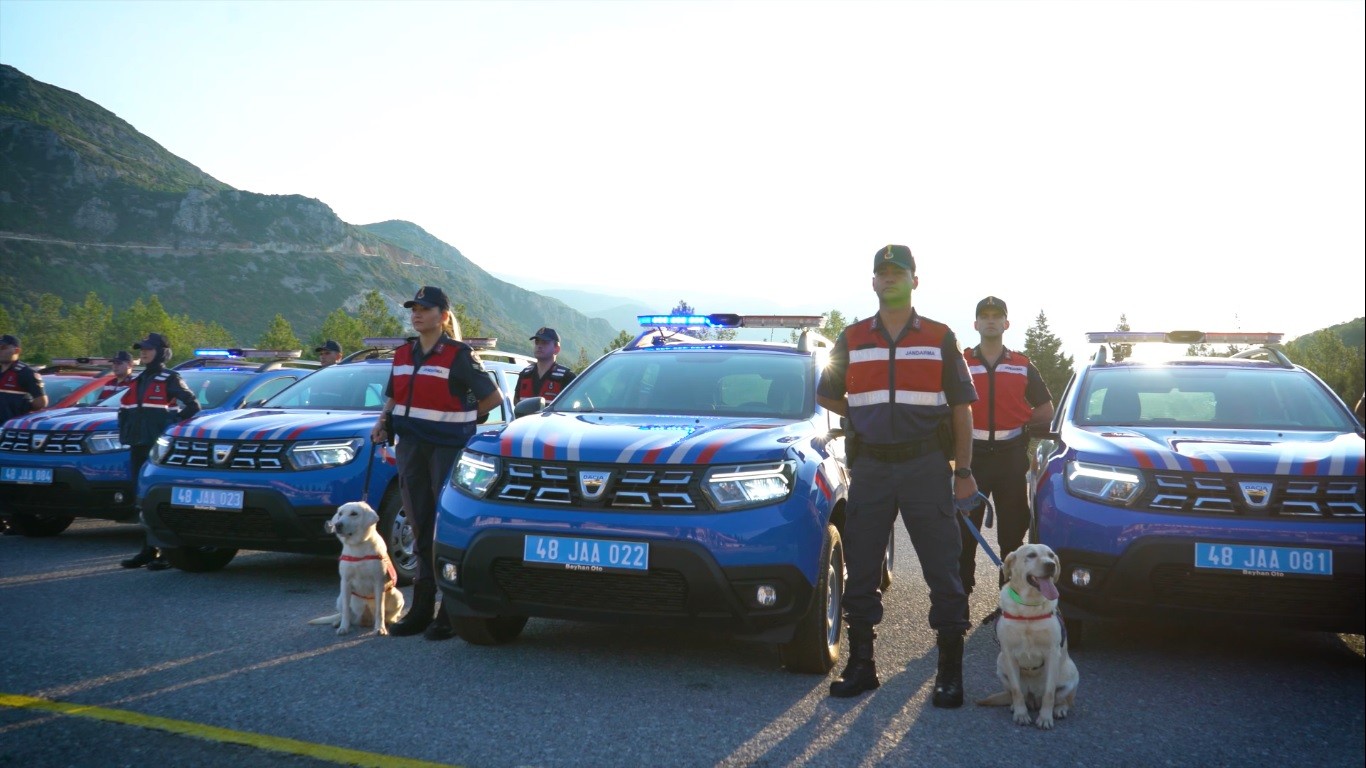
[2,0,1362,358]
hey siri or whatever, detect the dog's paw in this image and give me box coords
[335,626,352,636]
[1054,703,1070,720]
[1012,709,1032,726]
[1036,713,1055,730]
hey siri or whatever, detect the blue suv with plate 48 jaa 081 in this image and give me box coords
[436,312,884,673]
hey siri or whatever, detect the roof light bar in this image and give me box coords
[50,357,113,366]
[465,337,498,350]
[361,337,412,348]
[1084,331,1283,345]
[192,348,304,359]
[637,313,825,329]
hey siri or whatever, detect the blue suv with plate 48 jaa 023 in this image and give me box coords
[436,312,882,673]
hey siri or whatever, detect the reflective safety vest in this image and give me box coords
[516,363,573,403]
[118,370,190,446]
[964,347,1034,442]
[99,375,136,401]
[390,338,478,445]
[843,314,951,443]
[120,371,180,412]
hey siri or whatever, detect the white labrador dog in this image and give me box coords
[976,543,1079,729]
[308,501,404,636]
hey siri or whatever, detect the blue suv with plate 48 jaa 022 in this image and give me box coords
[436,312,880,673]
[1031,330,1364,642]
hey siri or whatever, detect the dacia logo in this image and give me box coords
[213,444,232,465]
[31,433,47,451]
[578,470,611,501]
[1239,481,1274,509]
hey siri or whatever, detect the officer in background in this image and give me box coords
[315,340,343,367]
[0,334,48,422]
[960,296,1054,622]
[514,327,577,405]
[98,350,137,400]
[816,244,978,705]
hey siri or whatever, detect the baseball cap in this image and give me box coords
[976,296,1008,317]
[530,327,560,343]
[403,286,450,311]
[0,334,19,347]
[315,339,342,353]
[873,244,915,274]
[112,350,133,363]
[132,332,169,350]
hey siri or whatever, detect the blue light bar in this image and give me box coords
[193,348,237,358]
[638,314,714,328]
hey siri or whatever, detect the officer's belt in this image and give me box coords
[860,438,940,462]
[972,435,1028,455]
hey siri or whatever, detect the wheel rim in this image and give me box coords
[825,546,843,649]
[389,507,418,573]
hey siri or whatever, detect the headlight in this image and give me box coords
[149,435,171,463]
[703,461,794,510]
[1065,460,1144,505]
[452,450,501,497]
[87,430,129,454]
[288,438,362,470]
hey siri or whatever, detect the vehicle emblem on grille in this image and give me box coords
[31,434,47,450]
[579,470,611,501]
[1239,481,1273,509]
[213,444,232,465]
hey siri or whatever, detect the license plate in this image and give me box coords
[1194,542,1333,576]
[523,534,649,574]
[0,467,53,484]
[171,486,245,511]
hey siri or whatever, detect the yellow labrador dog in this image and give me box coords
[976,543,1079,729]
[308,501,404,636]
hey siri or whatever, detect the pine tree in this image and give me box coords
[257,314,302,351]
[1285,329,1365,407]
[67,292,113,357]
[310,308,365,358]
[1023,310,1074,401]
[357,290,402,338]
[603,330,633,354]
[574,347,592,371]
[1111,314,1132,362]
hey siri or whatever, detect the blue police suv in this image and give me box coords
[0,349,315,537]
[137,339,529,576]
[1032,331,1364,641]
[436,313,859,673]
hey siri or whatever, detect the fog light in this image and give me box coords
[114,492,125,503]
[755,584,778,607]
[1070,567,1092,588]
[441,562,458,583]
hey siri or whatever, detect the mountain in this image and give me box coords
[0,64,615,358]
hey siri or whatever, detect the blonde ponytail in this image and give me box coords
[442,311,461,341]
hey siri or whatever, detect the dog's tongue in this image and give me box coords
[1038,577,1060,601]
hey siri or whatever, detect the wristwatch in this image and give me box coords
[953,466,973,478]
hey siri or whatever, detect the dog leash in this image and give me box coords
[955,492,1004,568]
[361,438,378,504]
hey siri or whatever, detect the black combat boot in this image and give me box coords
[389,581,436,636]
[932,630,965,708]
[423,602,458,641]
[121,545,157,569]
[829,624,879,698]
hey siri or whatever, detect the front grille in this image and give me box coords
[493,460,704,511]
[156,503,277,539]
[160,438,289,470]
[0,429,87,454]
[1149,564,1364,620]
[1143,471,1363,519]
[491,557,689,613]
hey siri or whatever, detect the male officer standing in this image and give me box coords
[98,350,137,400]
[315,340,343,367]
[960,297,1054,621]
[0,334,47,422]
[816,245,978,705]
[515,327,577,405]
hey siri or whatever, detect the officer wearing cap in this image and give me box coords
[98,350,137,400]
[816,244,978,704]
[119,332,201,570]
[315,340,343,367]
[371,286,503,639]
[960,297,1055,622]
[0,334,48,423]
[515,327,577,405]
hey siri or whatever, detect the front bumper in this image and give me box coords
[141,480,343,554]
[0,454,135,522]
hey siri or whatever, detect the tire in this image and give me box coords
[378,490,416,586]
[10,514,74,537]
[161,546,237,572]
[779,523,843,674]
[453,615,528,645]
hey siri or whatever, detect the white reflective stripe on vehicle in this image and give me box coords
[894,390,947,406]
[973,427,1023,441]
[391,404,478,423]
[895,346,942,361]
[119,403,175,410]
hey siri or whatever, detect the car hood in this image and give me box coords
[469,412,813,465]
[4,406,119,432]
[168,408,381,441]
[1069,426,1366,476]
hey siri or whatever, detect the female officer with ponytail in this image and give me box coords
[119,333,199,570]
[371,287,503,638]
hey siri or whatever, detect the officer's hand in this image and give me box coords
[477,410,490,424]
[370,420,388,446]
[953,475,979,507]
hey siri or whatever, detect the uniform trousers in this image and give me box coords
[396,437,462,587]
[957,439,1030,594]
[842,451,970,633]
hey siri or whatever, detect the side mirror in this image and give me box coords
[513,396,545,420]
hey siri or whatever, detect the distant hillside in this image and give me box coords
[0,64,615,357]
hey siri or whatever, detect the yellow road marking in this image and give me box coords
[0,693,461,768]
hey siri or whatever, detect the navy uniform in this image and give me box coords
[0,334,46,424]
[817,244,978,705]
[959,296,1054,601]
[515,327,577,404]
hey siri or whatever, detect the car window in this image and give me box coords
[179,370,252,408]
[74,384,106,406]
[263,363,392,409]
[43,377,90,402]
[244,376,297,406]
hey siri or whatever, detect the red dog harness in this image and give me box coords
[340,553,397,598]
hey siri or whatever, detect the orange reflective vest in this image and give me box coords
[842,314,952,443]
[515,363,574,404]
[964,347,1034,442]
[390,338,478,445]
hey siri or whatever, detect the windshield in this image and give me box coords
[554,349,814,418]
[262,363,391,409]
[43,376,93,401]
[1077,366,1357,431]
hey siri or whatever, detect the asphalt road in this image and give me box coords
[2,519,1362,768]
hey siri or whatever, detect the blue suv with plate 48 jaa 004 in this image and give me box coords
[436,312,888,674]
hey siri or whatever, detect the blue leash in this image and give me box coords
[955,492,1003,568]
